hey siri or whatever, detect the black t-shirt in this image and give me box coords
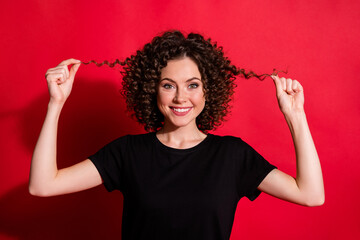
[89,133,276,240]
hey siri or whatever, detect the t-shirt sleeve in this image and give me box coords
[236,139,277,201]
[88,136,128,192]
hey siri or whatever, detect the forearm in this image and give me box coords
[285,111,324,205]
[29,101,64,195]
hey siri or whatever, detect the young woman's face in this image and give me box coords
[157,57,205,130]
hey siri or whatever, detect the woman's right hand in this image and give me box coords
[30,58,103,197]
[45,59,81,104]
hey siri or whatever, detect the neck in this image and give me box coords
[156,122,207,149]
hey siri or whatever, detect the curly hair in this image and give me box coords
[83,30,283,132]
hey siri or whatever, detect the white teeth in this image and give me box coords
[173,108,190,112]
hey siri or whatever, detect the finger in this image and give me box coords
[69,62,81,80]
[292,80,303,93]
[49,72,66,84]
[61,65,70,80]
[286,78,293,94]
[47,67,68,84]
[58,58,81,67]
[280,77,286,91]
[53,67,68,83]
[271,75,284,95]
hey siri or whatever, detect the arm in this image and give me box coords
[257,75,324,207]
[29,59,102,197]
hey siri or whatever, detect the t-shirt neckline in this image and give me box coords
[152,132,213,154]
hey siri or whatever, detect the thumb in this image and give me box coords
[69,62,81,80]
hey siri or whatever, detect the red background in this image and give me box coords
[1,0,359,239]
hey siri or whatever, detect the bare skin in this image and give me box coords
[258,75,324,206]
[29,59,102,196]
[29,58,324,207]
[156,58,207,149]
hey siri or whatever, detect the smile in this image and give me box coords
[170,107,192,116]
[172,107,191,112]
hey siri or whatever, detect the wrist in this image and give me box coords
[283,110,307,135]
[284,109,306,122]
[48,100,65,112]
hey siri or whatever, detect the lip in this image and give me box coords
[170,107,192,116]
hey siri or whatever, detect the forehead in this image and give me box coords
[160,57,201,80]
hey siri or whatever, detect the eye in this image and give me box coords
[163,83,174,89]
[188,83,199,89]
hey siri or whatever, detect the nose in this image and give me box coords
[174,88,187,103]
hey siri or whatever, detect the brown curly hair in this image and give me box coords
[83,30,283,132]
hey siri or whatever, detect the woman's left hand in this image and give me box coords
[271,75,304,116]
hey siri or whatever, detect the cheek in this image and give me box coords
[156,97,165,117]
[194,91,206,105]
[157,92,168,104]
[157,91,173,111]
[156,95,163,111]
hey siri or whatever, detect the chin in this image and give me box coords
[165,118,196,129]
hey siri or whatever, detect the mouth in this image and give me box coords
[170,107,192,116]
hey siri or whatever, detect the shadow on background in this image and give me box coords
[0,77,143,239]
[0,184,123,239]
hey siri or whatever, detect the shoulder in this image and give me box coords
[209,134,264,156]
[209,134,247,147]
[100,132,154,149]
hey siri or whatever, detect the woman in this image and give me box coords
[29,31,324,239]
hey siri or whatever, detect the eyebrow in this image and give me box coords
[160,77,201,83]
